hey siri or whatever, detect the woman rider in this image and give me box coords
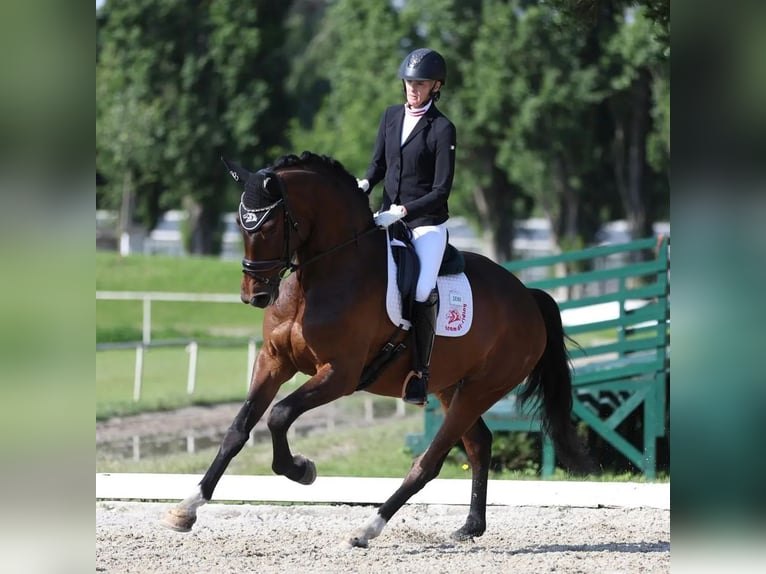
[357,48,456,406]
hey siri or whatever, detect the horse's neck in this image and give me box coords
[285,175,373,264]
[297,218,381,273]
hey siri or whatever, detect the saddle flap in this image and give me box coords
[385,228,473,336]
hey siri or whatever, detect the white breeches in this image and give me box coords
[411,224,448,302]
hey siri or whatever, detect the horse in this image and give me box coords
[161,151,591,547]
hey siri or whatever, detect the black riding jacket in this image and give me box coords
[364,103,456,227]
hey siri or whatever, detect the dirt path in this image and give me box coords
[97,403,246,444]
[96,501,669,573]
[96,401,353,446]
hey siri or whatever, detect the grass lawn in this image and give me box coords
[96,252,264,343]
[97,252,268,417]
[97,251,242,292]
[95,251,666,483]
[97,346,265,419]
[96,413,663,482]
[96,414,507,480]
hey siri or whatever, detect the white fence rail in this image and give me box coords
[97,290,640,406]
[97,291,253,400]
[96,291,405,418]
[96,290,242,344]
[95,473,670,509]
[97,337,261,401]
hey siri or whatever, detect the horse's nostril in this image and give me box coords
[250,293,271,308]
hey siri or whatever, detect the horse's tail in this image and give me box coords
[520,288,595,475]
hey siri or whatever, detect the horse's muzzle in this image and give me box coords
[245,291,275,308]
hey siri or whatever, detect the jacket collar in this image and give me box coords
[400,103,438,147]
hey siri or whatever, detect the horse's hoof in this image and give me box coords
[347,536,369,549]
[295,454,317,485]
[450,529,474,542]
[160,507,197,532]
[451,524,484,542]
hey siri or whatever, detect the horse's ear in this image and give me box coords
[221,157,251,187]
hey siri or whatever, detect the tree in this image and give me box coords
[546,0,670,238]
[547,0,669,51]
[288,0,404,180]
[461,1,605,256]
[97,0,292,254]
[406,0,603,259]
[601,5,669,235]
[96,0,669,258]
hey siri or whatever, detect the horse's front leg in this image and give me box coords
[268,363,352,485]
[161,352,293,532]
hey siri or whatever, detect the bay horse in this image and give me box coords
[161,151,591,547]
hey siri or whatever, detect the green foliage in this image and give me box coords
[96,0,670,257]
[489,432,541,473]
[97,0,291,253]
[288,0,404,178]
[96,346,261,419]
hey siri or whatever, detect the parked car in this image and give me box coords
[595,220,670,246]
[143,210,242,258]
[219,212,243,260]
[444,216,492,257]
[590,220,670,295]
[444,216,557,261]
[513,218,556,258]
[143,210,187,256]
[96,209,119,251]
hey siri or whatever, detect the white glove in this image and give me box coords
[356,178,369,193]
[373,204,407,228]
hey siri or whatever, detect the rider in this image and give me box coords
[356,48,457,406]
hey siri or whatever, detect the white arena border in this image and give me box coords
[96,474,669,510]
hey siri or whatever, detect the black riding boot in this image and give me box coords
[403,289,439,406]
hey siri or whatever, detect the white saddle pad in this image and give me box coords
[385,238,473,337]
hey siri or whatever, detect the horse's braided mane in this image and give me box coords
[270,151,358,191]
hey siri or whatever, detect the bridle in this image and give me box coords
[240,172,378,284]
[240,197,297,285]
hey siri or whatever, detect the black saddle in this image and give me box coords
[388,221,465,323]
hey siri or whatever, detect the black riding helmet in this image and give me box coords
[398,48,446,83]
[399,48,446,102]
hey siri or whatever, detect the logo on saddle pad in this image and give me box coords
[444,290,468,332]
[385,241,473,337]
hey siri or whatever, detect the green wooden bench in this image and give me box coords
[405,236,670,478]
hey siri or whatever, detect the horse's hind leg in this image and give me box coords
[452,416,492,541]
[346,386,483,548]
[346,445,452,548]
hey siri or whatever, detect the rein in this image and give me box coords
[287,225,379,274]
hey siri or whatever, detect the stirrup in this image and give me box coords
[402,371,428,406]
